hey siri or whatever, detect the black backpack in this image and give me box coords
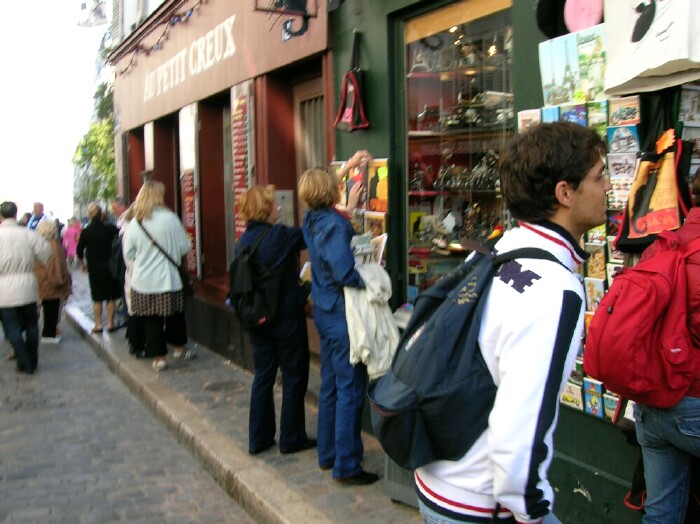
[368,242,567,470]
[228,227,286,331]
[109,235,126,284]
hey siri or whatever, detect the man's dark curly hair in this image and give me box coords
[499,122,607,222]
[1,201,18,219]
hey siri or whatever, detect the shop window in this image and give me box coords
[404,2,513,299]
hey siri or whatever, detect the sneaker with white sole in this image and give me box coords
[172,349,197,360]
[152,360,167,372]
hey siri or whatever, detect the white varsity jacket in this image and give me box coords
[415,221,589,523]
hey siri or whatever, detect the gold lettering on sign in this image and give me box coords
[143,15,236,103]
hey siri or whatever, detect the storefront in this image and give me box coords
[330,1,641,522]
[109,0,333,363]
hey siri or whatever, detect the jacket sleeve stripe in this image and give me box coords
[524,290,582,517]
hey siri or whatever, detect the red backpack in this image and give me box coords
[584,231,700,408]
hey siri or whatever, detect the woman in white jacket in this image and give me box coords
[124,181,191,371]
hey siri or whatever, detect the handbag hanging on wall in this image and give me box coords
[615,88,694,254]
[334,31,369,132]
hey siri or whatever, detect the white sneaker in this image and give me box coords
[172,349,197,360]
[152,359,167,372]
[41,337,61,344]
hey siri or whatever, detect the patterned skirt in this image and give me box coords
[130,290,184,317]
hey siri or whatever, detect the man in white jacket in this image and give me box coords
[0,201,51,373]
[415,122,610,524]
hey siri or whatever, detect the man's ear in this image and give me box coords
[554,180,573,208]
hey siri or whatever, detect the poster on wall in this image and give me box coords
[231,82,255,240]
[178,103,201,277]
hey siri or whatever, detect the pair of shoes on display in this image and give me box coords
[335,470,380,486]
[249,440,276,455]
[41,337,61,344]
[280,438,317,455]
[152,359,167,372]
[172,349,197,360]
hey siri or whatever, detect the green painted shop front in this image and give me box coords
[330,1,641,522]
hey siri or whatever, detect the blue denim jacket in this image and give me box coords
[302,208,363,312]
[238,221,306,307]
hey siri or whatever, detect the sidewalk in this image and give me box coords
[64,270,417,523]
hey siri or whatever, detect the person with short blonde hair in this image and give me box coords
[234,184,314,455]
[35,220,72,342]
[77,202,122,333]
[299,155,378,485]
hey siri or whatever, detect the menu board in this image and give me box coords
[231,83,252,240]
[180,169,197,273]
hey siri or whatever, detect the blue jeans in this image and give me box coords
[0,303,39,372]
[248,307,310,452]
[635,397,700,524]
[314,304,367,478]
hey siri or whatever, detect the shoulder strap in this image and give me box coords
[494,248,571,272]
[249,226,271,256]
[136,219,179,269]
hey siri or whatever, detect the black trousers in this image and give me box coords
[41,299,60,338]
[142,311,188,358]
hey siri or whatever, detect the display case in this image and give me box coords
[404,7,513,297]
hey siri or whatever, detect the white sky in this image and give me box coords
[0,1,107,221]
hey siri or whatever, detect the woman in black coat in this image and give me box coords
[77,203,122,332]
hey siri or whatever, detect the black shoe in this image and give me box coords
[335,470,379,485]
[16,367,34,375]
[249,440,276,455]
[280,438,317,454]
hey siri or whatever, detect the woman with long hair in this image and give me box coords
[123,181,192,371]
[35,220,72,342]
[298,166,378,485]
[236,185,315,455]
[77,203,122,332]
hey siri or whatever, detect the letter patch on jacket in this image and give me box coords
[497,260,542,293]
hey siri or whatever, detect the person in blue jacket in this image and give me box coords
[236,185,316,456]
[298,165,379,485]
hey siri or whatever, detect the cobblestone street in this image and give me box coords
[0,314,252,523]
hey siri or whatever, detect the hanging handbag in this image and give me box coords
[136,220,194,297]
[334,32,369,132]
[604,0,700,94]
[615,89,694,254]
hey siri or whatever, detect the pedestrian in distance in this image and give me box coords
[77,203,122,333]
[62,217,82,269]
[415,122,610,523]
[633,174,700,524]
[123,181,193,372]
[26,202,48,231]
[236,185,316,456]
[35,220,72,343]
[0,201,52,373]
[298,155,379,486]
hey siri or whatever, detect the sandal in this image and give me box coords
[91,326,103,333]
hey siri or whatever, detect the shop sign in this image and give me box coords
[143,15,236,103]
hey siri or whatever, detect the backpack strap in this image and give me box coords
[493,248,571,272]
[235,225,271,259]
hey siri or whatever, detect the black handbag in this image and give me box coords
[136,220,194,297]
